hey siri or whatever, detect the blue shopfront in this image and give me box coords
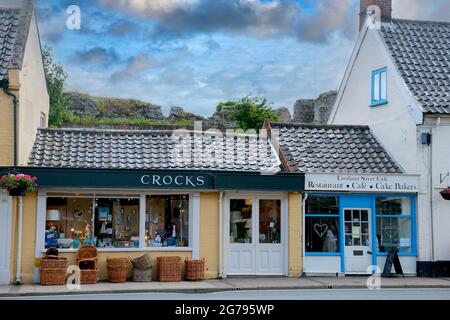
[303,173,419,275]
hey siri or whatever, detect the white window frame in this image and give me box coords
[35,190,200,255]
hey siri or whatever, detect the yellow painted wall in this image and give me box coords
[288,192,302,277]
[9,192,37,284]
[199,192,219,279]
[0,78,16,166]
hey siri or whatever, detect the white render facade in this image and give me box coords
[329,13,450,269]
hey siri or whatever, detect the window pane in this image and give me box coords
[230,199,252,243]
[306,196,339,215]
[376,217,412,253]
[145,195,189,247]
[373,72,380,101]
[45,197,94,249]
[259,199,281,243]
[380,70,387,100]
[376,197,411,215]
[305,216,340,253]
[95,198,140,248]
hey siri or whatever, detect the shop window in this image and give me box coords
[376,197,411,215]
[145,194,189,247]
[45,196,140,249]
[305,196,340,253]
[306,196,339,215]
[375,196,414,254]
[230,199,252,243]
[259,200,281,243]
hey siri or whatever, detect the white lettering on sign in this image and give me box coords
[140,175,207,188]
[306,174,419,193]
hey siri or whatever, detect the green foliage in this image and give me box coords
[63,114,193,127]
[42,45,69,127]
[217,96,279,131]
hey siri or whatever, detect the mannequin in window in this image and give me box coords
[322,225,337,252]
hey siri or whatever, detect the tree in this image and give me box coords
[217,96,279,131]
[42,45,69,127]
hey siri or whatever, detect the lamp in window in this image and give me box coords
[440,188,450,200]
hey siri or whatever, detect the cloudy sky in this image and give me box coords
[31,0,450,116]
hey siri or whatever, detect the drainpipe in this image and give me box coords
[429,117,440,263]
[301,192,308,275]
[218,191,224,278]
[1,81,18,166]
[16,196,24,284]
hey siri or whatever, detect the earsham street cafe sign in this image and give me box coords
[305,173,419,193]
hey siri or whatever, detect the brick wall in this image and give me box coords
[359,0,392,29]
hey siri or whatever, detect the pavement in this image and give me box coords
[1,276,450,297]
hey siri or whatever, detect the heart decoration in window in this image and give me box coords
[313,223,328,238]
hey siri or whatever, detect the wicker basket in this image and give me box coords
[185,258,205,281]
[40,269,66,285]
[131,253,153,270]
[157,256,181,282]
[41,257,67,269]
[132,268,152,282]
[107,258,129,283]
[80,269,98,284]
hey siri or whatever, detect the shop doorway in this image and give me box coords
[344,208,372,274]
[0,193,12,284]
[225,195,287,276]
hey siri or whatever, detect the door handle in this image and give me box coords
[367,251,372,255]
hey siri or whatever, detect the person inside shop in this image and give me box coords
[322,224,338,252]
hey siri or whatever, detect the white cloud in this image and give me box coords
[393,0,450,21]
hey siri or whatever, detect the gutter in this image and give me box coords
[1,81,18,166]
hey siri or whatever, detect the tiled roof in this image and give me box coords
[272,123,403,174]
[28,128,281,173]
[380,19,450,114]
[0,1,33,81]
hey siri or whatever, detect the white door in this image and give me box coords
[0,192,12,284]
[344,208,372,274]
[226,196,285,276]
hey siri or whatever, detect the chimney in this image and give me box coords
[359,0,392,30]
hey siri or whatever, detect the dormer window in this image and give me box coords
[371,67,388,107]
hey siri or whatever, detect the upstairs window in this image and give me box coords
[371,67,388,106]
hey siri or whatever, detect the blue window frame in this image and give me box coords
[304,195,341,256]
[371,67,388,107]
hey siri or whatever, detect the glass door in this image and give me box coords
[344,208,372,273]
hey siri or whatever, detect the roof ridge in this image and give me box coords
[271,123,370,130]
[390,17,450,25]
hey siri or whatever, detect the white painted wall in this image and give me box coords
[18,12,49,165]
[303,256,341,274]
[0,191,12,285]
[329,27,442,263]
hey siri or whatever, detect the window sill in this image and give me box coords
[42,247,193,253]
[305,252,342,256]
[370,100,388,107]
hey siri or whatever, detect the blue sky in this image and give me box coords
[33,0,450,116]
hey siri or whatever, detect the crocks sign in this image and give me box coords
[305,174,419,193]
[140,174,209,189]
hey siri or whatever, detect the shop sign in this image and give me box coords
[305,173,419,193]
[140,173,210,188]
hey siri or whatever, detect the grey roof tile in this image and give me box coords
[28,128,281,173]
[380,19,450,114]
[0,1,33,81]
[272,123,403,174]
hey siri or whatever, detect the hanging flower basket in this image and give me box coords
[0,173,37,197]
[440,188,450,201]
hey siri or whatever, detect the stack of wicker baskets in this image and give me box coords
[76,245,98,284]
[157,256,181,282]
[185,258,205,281]
[107,258,129,283]
[40,248,67,285]
[131,253,153,282]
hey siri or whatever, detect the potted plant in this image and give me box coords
[0,173,37,196]
[440,188,450,200]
